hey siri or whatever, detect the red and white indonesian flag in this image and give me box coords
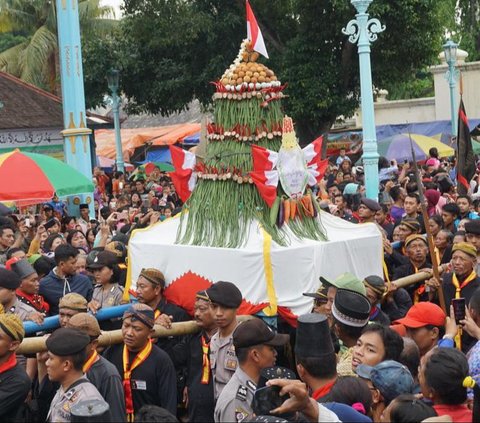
[251,145,279,206]
[303,136,328,186]
[169,145,197,202]
[252,145,278,171]
[246,0,269,59]
[250,170,279,207]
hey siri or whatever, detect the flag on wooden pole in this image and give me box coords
[457,99,475,195]
[246,0,269,58]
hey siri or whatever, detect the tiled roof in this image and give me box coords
[0,71,112,130]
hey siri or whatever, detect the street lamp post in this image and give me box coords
[107,69,124,173]
[443,40,459,138]
[343,0,385,200]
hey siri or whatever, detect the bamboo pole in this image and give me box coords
[18,315,254,355]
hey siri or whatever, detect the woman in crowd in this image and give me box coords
[428,214,444,238]
[87,250,124,330]
[381,394,437,422]
[66,229,90,253]
[419,347,477,422]
[42,233,65,256]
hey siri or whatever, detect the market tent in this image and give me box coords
[95,123,201,161]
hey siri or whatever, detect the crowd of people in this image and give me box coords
[1,152,480,422]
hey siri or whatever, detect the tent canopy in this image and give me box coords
[95,123,200,161]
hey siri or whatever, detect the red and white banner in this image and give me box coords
[169,145,197,202]
[246,0,269,59]
[250,170,279,207]
[252,145,278,171]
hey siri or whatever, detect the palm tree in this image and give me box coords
[0,0,116,94]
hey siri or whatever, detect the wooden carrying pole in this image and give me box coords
[408,133,447,313]
[17,316,253,355]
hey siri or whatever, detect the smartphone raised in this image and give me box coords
[252,386,283,416]
[452,298,466,324]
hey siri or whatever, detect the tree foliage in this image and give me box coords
[0,0,116,93]
[457,0,480,60]
[84,0,452,142]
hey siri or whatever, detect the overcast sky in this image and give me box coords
[100,0,123,18]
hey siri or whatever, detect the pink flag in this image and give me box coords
[246,0,269,59]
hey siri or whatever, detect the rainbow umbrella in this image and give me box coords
[0,150,94,205]
[377,133,455,162]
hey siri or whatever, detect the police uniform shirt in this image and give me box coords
[10,297,36,321]
[47,377,105,423]
[0,359,31,420]
[87,355,127,422]
[214,367,256,423]
[210,326,239,400]
[92,284,124,309]
[102,342,177,416]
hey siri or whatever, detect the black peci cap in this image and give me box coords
[0,268,21,290]
[360,198,381,212]
[465,220,480,235]
[205,281,242,308]
[46,328,90,356]
[332,289,371,327]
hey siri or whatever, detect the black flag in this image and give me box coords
[457,99,475,195]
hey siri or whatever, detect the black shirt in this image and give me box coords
[172,331,215,422]
[393,261,432,303]
[0,361,31,420]
[154,298,191,359]
[441,272,480,353]
[103,343,177,415]
[87,356,127,422]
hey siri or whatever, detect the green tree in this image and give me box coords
[457,0,480,60]
[0,0,116,93]
[0,31,27,53]
[85,0,453,142]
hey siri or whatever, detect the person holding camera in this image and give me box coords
[214,318,289,423]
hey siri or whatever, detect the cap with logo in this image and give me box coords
[233,318,289,349]
[302,285,328,301]
[87,250,118,270]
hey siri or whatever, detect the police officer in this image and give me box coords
[214,318,289,423]
[46,327,108,422]
[87,250,124,330]
[207,281,243,399]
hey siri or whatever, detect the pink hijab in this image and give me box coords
[425,189,441,216]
